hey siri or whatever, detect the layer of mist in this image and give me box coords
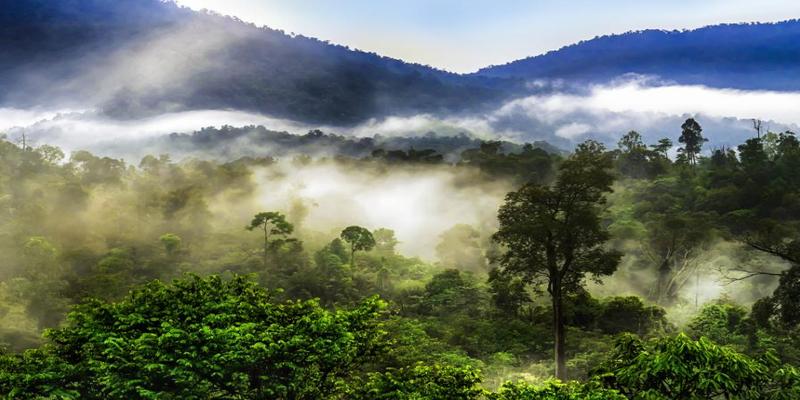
[4,77,798,162]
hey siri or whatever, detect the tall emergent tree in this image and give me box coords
[340,225,376,266]
[651,138,673,158]
[678,118,707,166]
[492,140,621,380]
[246,211,295,266]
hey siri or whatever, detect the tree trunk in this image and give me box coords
[264,223,269,269]
[655,257,672,305]
[552,285,567,381]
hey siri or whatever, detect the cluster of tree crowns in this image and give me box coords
[3,118,800,398]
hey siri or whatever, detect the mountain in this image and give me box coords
[475,20,800,91]
[3,1,799,129]
[0,0,519,125]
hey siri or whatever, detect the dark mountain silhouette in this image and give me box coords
[474,20,800,91]
[2,0,798,128]
[0,0,519,124]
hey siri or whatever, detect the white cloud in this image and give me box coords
[253,161,509,259]
[4,109,308,153]
[555,122,591,139]
[586,81,800,124]
[7,78,800,158]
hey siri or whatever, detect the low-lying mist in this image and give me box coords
[5,78,799,163]
[252,161,510,259]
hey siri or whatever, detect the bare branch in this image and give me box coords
[719,267,784,285]
[744,238,800,264]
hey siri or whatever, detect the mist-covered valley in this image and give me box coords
[3,0,800,398]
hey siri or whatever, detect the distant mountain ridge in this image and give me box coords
[0,0,519,124]
[1,0,799,128]
[474,20,800,91]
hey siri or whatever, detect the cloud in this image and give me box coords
[7,78,800,160]
[0,109,75,132]
[555,122,591,139]
[253,161,510,259]
[587,80,800,125]
[3,109,308,153]
[484,79,800,146]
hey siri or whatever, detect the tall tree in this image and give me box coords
[651,138,673,158]
[246,211,294,267]
[492,140,621,380]
[616,130,651,178]
[340,226,376,266]
[678,118,708,166]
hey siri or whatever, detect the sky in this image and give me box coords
[176,0,800,73]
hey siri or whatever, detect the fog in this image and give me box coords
[252,161,510,259]
[6,78,799,161]
[3,70,797,307]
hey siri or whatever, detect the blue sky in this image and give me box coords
[178,0,799,73]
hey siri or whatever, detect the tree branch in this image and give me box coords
[719,267,784,285]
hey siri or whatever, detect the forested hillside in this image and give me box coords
[476,20,800,91]
[0,0,516,123]
[2,119,800,398]
[5,0,800,128]
[105,126,564,161]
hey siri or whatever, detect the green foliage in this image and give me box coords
[341,225,376,266]
[460,141,557,184]
[493,140,621,379]
[354,364,484,400]
[677,118,708,166]
[158,233,182,256]
[687,300,750,349]
[1,275,388,399]
[247,211,296,267]
[598,333,800,399]
[415,269,485,317]
[615,130,670,179]
[488,380,625,400]
[4,122,800,398]
[493,140,621,295]
[596,296,669,336]
[373,228,399,256]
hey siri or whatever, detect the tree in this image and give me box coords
[372,228,399,256]
[616,131,651,179]
[492,140,621,380]
[739,137,769,172]
[642,212,714,305]
[596,296,668,336]
[650,138,673,158]
[246,211,295,267]
[416,270,484,317]
[686,300,749,349]
[598,333,800,399]
[488,380,625,400]
[618,130,645,154]
[158,233,182,256]
[0,275,388,399]
[677,118,708,166]
[355,364,484,400]
[340,226,376,266]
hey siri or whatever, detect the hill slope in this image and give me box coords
[0,0,518,124]
[475,20,800,91]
